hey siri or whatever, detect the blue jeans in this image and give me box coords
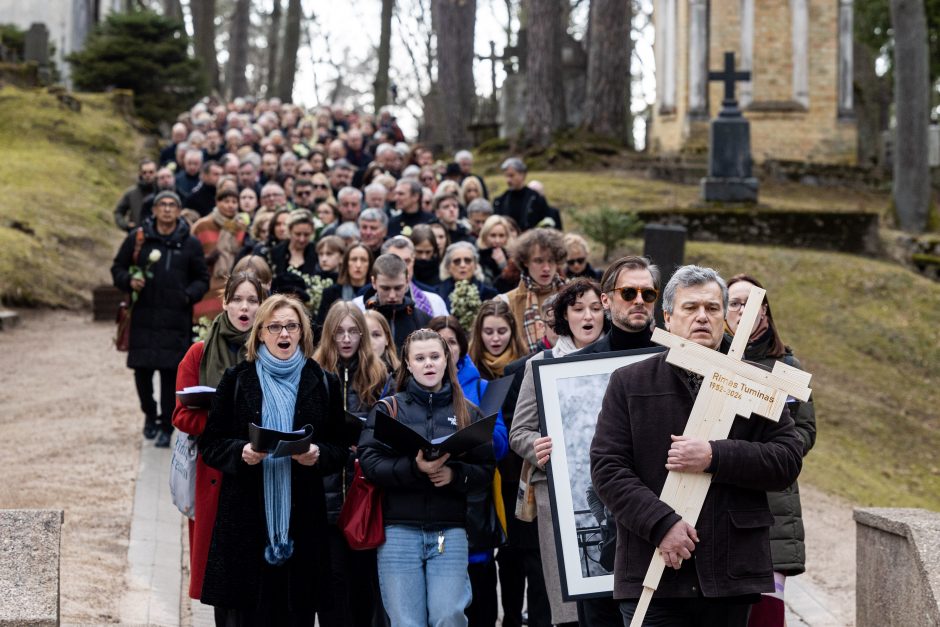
[378,525,471,627]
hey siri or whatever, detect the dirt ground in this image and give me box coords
[0,309,857,624]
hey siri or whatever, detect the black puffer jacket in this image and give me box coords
[364,295,432,355]
[357,379,495,527]
[721,331,817,575]
[111,218,209,370]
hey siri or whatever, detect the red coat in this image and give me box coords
[172,341,222,600]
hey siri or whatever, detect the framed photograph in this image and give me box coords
[532,347,665,600]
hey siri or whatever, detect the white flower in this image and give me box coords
[148,250,162,264]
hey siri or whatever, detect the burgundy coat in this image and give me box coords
[590,352,802,600]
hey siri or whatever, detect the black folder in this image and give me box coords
[249,423,313,458]
[344,411,367,447]
[374,412,496,460]
[175,385,216,409]
[479,375,514,417]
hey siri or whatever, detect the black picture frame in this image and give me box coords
[532,347,665,600]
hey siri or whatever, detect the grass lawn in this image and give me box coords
[0,86,143,307]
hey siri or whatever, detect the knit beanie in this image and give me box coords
[153,190,182,207]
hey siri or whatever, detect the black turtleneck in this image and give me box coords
[608,323,655,351]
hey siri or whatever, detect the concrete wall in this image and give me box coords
[854,508,940,627]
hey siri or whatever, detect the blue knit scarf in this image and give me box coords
[256,344,306,565]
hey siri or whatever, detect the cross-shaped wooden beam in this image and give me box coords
[709,51,751,106]
[629,285,812,627]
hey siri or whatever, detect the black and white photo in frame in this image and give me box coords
[532,347,665,600]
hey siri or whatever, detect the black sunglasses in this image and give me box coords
[566,257,586,266]
[608,286,659,304]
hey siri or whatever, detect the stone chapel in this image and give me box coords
[649,0,858,164]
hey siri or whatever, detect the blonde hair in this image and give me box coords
[459,175,483,206]
[476,214,513,250]
[246,294,314,361]
[314,302,388,406]
[365,310,401,372]
[563,233,591,256]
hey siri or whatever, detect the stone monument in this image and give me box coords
[0,510,64,626]
[701,51,758,202]
[23,23,51,85]
[643,224,686,327]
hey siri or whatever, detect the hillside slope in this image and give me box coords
[0,86,144,307]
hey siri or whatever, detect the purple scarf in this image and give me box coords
[410,281,433,316]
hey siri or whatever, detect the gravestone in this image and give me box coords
[23,23,49,65]
[643,224,687,326]
[701,52,759,203]
[854,508,940,627]
[0,510,64,627]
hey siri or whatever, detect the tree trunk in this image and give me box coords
[226,0,251,98]
[522,0,566,147]
[584,0,631,144]
[265,0,282,97]
[278,0,302,102]
[191,0,219,92]
[889,0,931,233]
[374,0,394,111]
[432,0,477,152]
[853,40,888,168]
[162,0,183,21]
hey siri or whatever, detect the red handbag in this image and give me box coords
[115,228,144,352]
[338,459,385,550]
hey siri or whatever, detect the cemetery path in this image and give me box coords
[0,310,857,625]
[0,310,140,624]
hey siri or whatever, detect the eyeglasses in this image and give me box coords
[297,170,315,176]
[264,322,302,334]
[312,183,329,190]
[566,257,586,266]
[334,329,362,341]
[609,286,659,304]
[451,257,474,266]
[296,190,313,196]
[728,300,747,312]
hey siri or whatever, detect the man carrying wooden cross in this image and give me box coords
[590,266,803,626]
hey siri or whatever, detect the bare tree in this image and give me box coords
[278,0,302,102]
[374,0,394,111]
[265,0,282,97]
[432,0,477,151]
[853,40,889,168]
[163,0,184,20]
[191,0,220,91]
[584,0,631,144]
[226,0,251,98]
[889,0,931,233]
[522,0,566,146]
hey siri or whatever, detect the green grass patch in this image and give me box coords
[0,86,145,307]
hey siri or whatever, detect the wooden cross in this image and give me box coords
[709,51,751,107]
[629,285,813,627]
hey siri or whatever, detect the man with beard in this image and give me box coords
[114,159,157,231]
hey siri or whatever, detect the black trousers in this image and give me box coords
[496,534,551,627]
[466,559,498,627]
[578,595,623,627]
[619,598,752,627]
[133,367,176,432]
[316,525,388,627]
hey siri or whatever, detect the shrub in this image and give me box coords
[574,206,644,261]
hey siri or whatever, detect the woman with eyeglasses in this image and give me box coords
[357,329,496,627]
[507,279,607,626]
[313,301,394,627]
[563,233,602,280]
[437,243,499,324]
[172,272,266,606]
[198,294,346,624]
[316,243,374,325]
[468,299,528,381]
[722,275,816,627]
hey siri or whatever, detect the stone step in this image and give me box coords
[0,309,20,331]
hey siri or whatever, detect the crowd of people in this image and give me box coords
[110,97,816,627]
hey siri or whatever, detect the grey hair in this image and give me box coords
[375,143,396,158]
[381,235,415,254]
[439,241,483,282]
[364,183,387,197]
[466,198,494,217]
[401,165,421,180]
[279,152,297,165]
[500,157,526,173]
[358,208,389,228]
[335,222,360,240]
[337,186,363,201]
[662,265,729,315]
[184,148,203,162]
[454,150,473,162]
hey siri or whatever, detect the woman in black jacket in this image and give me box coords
[111,190,209,448]
[198,294,346,625]
[358,329,496,627]
[312,301,394,627]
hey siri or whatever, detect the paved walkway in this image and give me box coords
[118,432,850,626]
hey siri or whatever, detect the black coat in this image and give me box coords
[492,187,550,231]
[364,295,432,354]
[111,219,209,370]
[269,240,320,279]
[590,352,803,600]
[183,182,217,218]
[435,278,499,305]
[198,359,346,611]
[357,379,495,527]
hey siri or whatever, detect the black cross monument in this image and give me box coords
[701,51,759,202]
